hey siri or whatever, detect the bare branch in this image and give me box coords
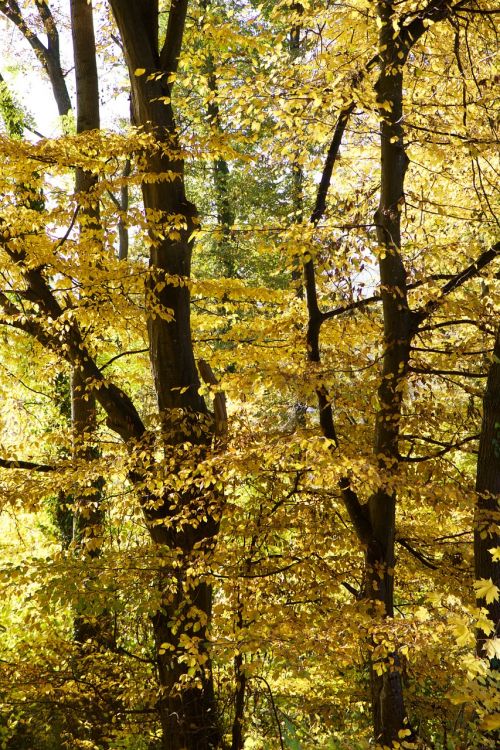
[100,348,149,371]
[0,457,54,472]
[396,538,437,570]
[414,241,500,325]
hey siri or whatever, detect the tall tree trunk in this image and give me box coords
[117,158,131,261]
[289,5,304,295]
[366,2,413,744]
[108,3,220,747]
[202,0,235,277]
[70,0,102,602]
[70,0,101,547]
[475,327,500,662]
[69,3,111,746]
[474,327,500,748]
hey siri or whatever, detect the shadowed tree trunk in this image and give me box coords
[70,0,104,639]
[475,327,500,662]
[69,3,112,746]
[202,0,235,276]
[473,326,500,748]
[361,3,414,743]
[108,2,221,748]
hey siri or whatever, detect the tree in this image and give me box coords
[0,1,499,749]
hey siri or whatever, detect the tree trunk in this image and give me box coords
[202,0,235,279]
[289,6,304,295]
[108,3,221,747]
[69,4,112,746]
[367,2,414,744]
[70,0,102,587]
[475,327,500,663]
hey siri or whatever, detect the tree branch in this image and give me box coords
[0,264,145,442]
[0,0,71,115]
[341,580,360,597]
[396,538,437,570]
[100,348,149,371]
[414,241,500,325]
[339,477,372,545]
[399,433,479,462]
[399,1,465,59]
[35,0,60,56]
[0,457,54,472]
[410,366,487,378]
[198,358,228,439]
[311,103,356,226]
[159,0,188,76]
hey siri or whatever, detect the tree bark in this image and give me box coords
[201,0,236,278]
[366,2,415,744]
[475,327,500,663]
[70,0,102,580]
[69,5,112,746]
[108,3,221,747]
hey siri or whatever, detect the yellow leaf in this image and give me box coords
[484,637,500,661]
[474,578,500,604]
[453,619,473,647]
[475,611,494,636]
[479,713,500,731]
[488,546,500,562]
[134,68,146,76]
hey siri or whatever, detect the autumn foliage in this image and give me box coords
[0,1,498,749]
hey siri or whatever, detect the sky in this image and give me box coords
[0,3,129,139]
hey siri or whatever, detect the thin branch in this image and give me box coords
[411,346,492,356]
[251,677,284,750]
[397,538,437,570]
[54,205,80,251]
[457,6,500,13]
[113,645,154,664]
[321,293,380,322]
[434,530,472,541]
[414,241,500,325]
[416,318,491,334]
[410,366,487,378]
[100,348,149,371]
[0,457,54,472]
[401,433,480,449]
[311,102,356,226]
[341,580,360,597]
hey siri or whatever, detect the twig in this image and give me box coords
[251,676,284,750]
[54,205,80,251]
[100,348,149,371]
[397,538,437,570]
